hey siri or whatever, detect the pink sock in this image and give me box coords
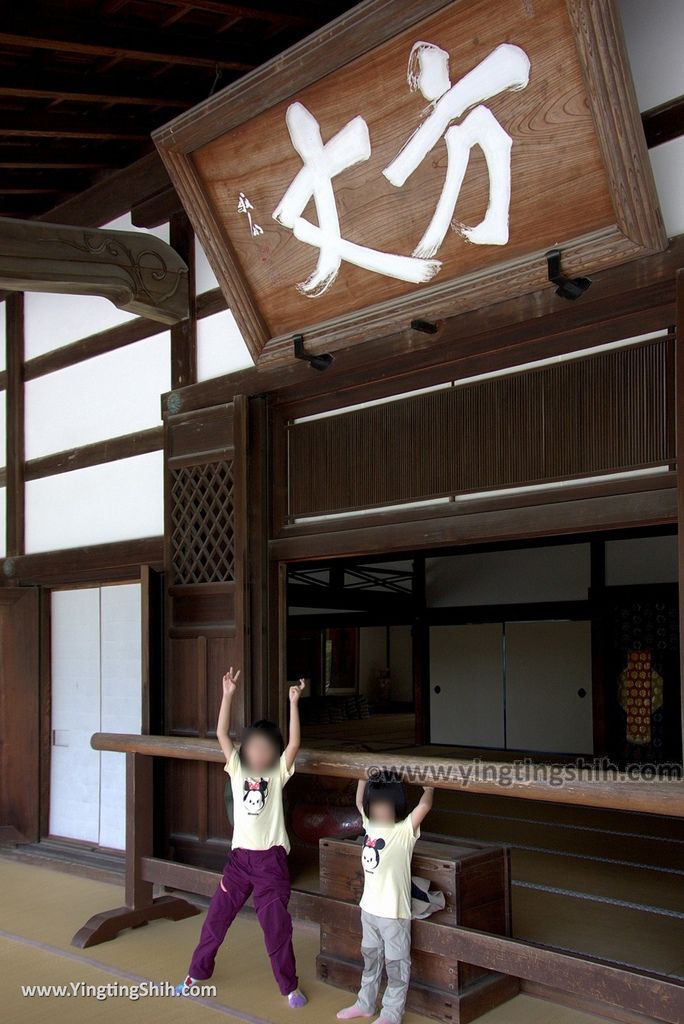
[336,1008,373,1020]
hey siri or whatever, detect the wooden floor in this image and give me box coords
[0,859,662,1024]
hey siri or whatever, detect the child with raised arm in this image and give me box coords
[336,774,434,1024]
[176,666,308,1008]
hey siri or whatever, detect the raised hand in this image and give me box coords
[222,666,241,697]
[289,678,306,704]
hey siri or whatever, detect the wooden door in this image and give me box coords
[0,587,40,841]
[161,396,248,868]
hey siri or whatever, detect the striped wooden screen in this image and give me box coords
[287,338,674,519]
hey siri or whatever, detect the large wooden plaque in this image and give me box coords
[154,0,665,365]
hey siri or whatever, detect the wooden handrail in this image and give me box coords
[90,733,684,818]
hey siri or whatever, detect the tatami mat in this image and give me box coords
[0,860,650,1024]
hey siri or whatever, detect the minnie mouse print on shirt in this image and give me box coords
[362,835,386,872]
[243,777,269,814]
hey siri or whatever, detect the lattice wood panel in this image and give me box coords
[170,460,235,584]
[288,338,675,519]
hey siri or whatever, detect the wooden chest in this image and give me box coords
[317,833,517,1024]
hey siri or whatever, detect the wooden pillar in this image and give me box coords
[169,211,196,390]
[676,268,684,756]
[6,292,24,557]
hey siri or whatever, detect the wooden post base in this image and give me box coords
[71,895,200,948]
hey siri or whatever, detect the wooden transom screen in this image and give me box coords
[154,0,665,365]
[287,338,675,520]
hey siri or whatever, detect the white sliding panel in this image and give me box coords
[50,588,101,842]
[429,624,504,747]
[505,620,593,754]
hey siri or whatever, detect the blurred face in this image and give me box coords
[242,733,278,773]
[368,798,396,825]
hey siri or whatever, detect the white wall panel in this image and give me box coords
[25,333,170,459]
[619,0,684,111]
[25,450,163,553]
[426,544,591,608]
[197,308,253,380]
[606,535,678,585]
[195,235,219,294]
[99,584,142,849]
[50,589,101,842]
[649,136,684,238]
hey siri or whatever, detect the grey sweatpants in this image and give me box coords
[356,910,411,1024]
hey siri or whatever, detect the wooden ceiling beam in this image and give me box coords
[144,0,314,29]
[0,18,255,71]
[0,78,190,109]
[0,110,151,140]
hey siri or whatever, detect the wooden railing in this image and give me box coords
[91,732,684,817]
[69,732,684,1024]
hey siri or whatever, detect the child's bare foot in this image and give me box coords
[336,1008,373,1020]
[288,988,308,1008]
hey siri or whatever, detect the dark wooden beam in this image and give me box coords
[0,19,255,71]
[24,427,163,482]
[269,484,677,562]
[131,186,183,229]
[0,110,152,141]
[288,582,412,615]
[24,316,166,382]
[169,211,196,388]
[163,235,684,416]
[40,152,170,228]
[0,536,164,586]
[5,293,24,557]
[0,217,188,324]
[144,0,314,29]
[643,94,684,148]
[0,76,190,109]
[89,732,684,817]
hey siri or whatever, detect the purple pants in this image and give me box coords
[188,845,298,995]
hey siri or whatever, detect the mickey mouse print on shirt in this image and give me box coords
[243,777,269,814]
[361,834,386,872]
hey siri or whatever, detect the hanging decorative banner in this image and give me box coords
[154,0,665,365]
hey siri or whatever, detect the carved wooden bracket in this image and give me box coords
[0,217,189,324]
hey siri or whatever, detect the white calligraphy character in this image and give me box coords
[384,42,530,254]
[273,101,440,296]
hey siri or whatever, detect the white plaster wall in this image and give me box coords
[619,0,684,238]
[196,308,253,381]
[426,543,591,608]
[25,451,164,553]
[25,332,170,460]
[605,534,678,585]
[50,583,142,849]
